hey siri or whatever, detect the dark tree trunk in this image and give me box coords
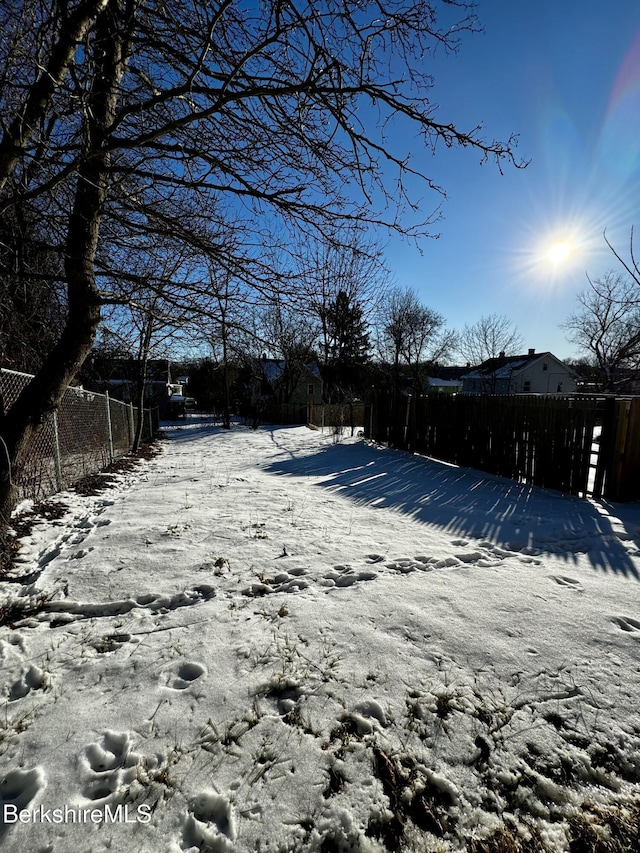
[132,360,148,454]
[132,321,153,454]
[0,3,125,536]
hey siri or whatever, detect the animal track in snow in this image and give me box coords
[323,564,378,589]
[242,568,311,597]
[165,661,207,690]
[31,504,114,575]
[550,575,583,590]
[37,545,61,568]
[340,699,390,734]
[91,632,132,654]
[382,541,541,575]
[0,632,29,660]
[81,731,141,803]
[241,539,544,600]
[0,767,46,840]
[28,585,216,626]
[183,790,237,852]
[8,665,49,701]
[68,546,94,560]
[612,616,640,633]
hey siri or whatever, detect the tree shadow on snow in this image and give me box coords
[163,420,296,445]
[261,439,640,580]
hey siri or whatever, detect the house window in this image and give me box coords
[523,380,531,392]
[308,383,314,396]
[543,362,548,371]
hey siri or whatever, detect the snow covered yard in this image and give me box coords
[1,418,639,853]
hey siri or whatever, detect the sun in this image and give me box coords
[545,239,575,265]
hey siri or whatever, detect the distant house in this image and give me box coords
[612,373,640,395]
[101,378,184,417]
[426,377,463,394]
[253,357,323,406]
[425,365,469,394]
[461,349,577,395]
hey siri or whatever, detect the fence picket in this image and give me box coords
[370,392,640,502]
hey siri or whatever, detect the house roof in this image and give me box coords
[427,377,462,388]
[461,351,560,381]
[429,365,471,381]
[259,358,322,382]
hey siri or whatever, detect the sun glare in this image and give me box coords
[513,205,607,293]
[545,240,575,265]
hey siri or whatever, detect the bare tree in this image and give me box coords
[198,271,253,428]
[456,313,523,365]
[296,232,389,360]
[1,1,126,530]
[0,0,522,532]
[604,227,640,288]
[561,271,640,391]
[377,287,456,393]
[0,200,66,372]
[293,232,386,400]
[257,301,318,405]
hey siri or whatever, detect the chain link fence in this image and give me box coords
[1,368,159,502]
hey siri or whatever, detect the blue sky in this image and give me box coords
[381,0,640,359]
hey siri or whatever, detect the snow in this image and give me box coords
[1,417,639,852]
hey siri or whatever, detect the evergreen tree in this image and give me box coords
[322,290,371,400]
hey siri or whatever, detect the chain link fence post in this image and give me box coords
[105,391,114,462]
[1,368,154,502]
[52,411,63,492]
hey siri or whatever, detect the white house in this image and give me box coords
[461,349,577,395]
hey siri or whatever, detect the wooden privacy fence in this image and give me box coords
[249,401,366,432]
[366,393,640,502]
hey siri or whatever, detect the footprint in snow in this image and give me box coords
[183,791,236,852]
[91,632,132,654]
[165,661,207,690]
[336,699,389,736]
[37,544,61,568]
[323,565,378,589]
[8,665,49,701]
[68,546,94,560]
[612,616,640,633]
[550,575,583,590]
[0,767,46,840]
[81,731,142,803]
[242,568,311,597]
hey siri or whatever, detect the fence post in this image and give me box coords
[128,403,135,445]
[52,411,63,491]
[603,398,640,502]
[619,397,640,501]
[147,407,153,440]
[403,394,412,450]
[105,391,114,462]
